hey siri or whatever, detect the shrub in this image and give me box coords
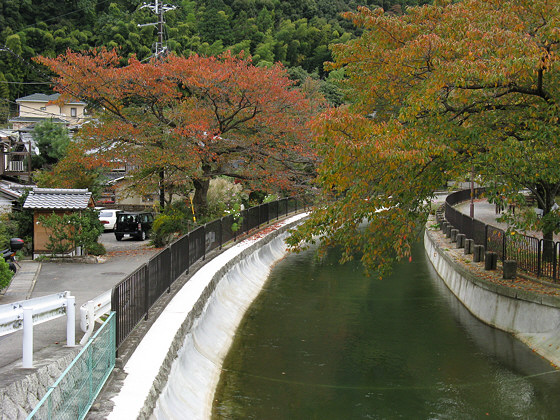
[38,209,104,256]
[86,241,106,256]
[152,201,193,247]
[0,258,13,290]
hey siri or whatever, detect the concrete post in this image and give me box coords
[464,239,474,255]
[473,245,485,262]
[67,295,76,347]
[503,260,517,279]
[23,307,33,368]
[456,234,465,248]
[445,225,452,238]
[451,229,459,242]
[441,221,448,232]
[484,251,497,270]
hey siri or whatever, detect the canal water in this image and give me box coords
[212,241,560,419]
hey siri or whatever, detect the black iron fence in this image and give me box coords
[441,189,560,282]
[111,197,308,351]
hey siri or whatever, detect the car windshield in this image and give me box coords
[99,211,114,217]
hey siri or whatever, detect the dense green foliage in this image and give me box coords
[38,209,104,256]
[31,119,71,168]
[0,0,430,111]
[0,258,13,290]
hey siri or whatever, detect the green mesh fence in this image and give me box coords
[27,312,116,420]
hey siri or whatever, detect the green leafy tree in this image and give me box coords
[32,119,71,168]
[288,0,560,276]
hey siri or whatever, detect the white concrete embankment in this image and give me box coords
[424,226,560,367]
[107,214,307,420]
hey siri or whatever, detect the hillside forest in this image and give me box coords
[0,0,431,119]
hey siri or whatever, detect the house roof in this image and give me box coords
[23,188,93,210]
[8,116,68,124]
[0,186,22,200]
[16,93,86,105]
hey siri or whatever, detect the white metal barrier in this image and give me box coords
[0,291,76,368]
[79,289,111,345]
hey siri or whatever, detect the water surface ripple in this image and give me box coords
[213,242,560,419]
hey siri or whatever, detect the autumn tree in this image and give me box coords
[287,0,560,277]
[35,49,319,213]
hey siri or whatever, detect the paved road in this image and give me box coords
[0,232,160,387]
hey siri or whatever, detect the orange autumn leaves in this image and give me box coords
[288,0,560,276]
[34,49,320,210]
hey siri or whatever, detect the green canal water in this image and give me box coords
[212,241,560,419]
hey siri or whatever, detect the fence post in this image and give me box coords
[144,266,150,321]
[111,287,120,353]
[186,232,190,274]
[219,218,223,249]
[552,242,560,281]
[66,294,75,347]
[538,239,542,277]
[503,260,517,280]
[203,224,206,261]
[23,306,33,368]
[464,239,474,254]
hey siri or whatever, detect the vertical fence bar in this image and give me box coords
[537,239,542,277]
[144,267,149,321]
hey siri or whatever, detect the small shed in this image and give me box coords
[23,188,95,257]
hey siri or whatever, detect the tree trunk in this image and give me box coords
[159,170,165,210]
[192,177,210,217]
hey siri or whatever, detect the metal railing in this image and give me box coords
[111,197,308,351]
[443,189,560,282]
[0,291,76,368]
[27,312,116,420]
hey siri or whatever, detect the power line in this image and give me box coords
[0,81,52,85]
[17,0,117,32]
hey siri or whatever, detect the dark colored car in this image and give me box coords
[114,211,154,241]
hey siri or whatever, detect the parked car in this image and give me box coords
[114,211,154,241]
[98,209,123,231]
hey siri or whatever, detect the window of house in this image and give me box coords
[70,107,77,117]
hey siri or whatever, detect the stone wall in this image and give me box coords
[0,347,81,420]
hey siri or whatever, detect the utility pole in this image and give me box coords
[138,0,176,58]
[138,1,177,209]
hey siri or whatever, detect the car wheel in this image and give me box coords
[115,234,123,241]
[138,231,146,241]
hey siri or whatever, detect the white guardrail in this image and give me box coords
[79,290,111,345]
[0,291,75,368]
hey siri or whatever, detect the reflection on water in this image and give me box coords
[212,241,560,419]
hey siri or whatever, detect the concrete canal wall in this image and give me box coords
[106,214,307,420]
[424,225,560,367]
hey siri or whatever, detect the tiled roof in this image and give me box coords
[16,93,86,105]
[23,188,93,210]
[8,116,68,124]
[16,93,60,103]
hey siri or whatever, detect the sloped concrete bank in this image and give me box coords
[105,214,307,420]
[424,225,560,367]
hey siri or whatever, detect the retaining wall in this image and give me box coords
[424,224,560,367]
[105,214,306,420]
